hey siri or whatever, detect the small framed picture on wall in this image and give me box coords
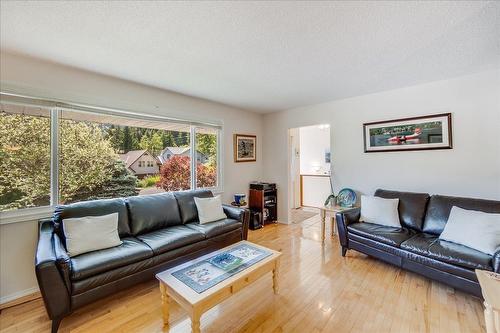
[234,134,256,162]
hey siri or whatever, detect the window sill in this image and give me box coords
[0,206,54,225]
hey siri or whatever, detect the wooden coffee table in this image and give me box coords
[156,241,281,332]
[476,269,500,333]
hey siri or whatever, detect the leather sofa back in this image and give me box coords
[422,195,500,235]
[53,198,130,240]
[174,189,213,223]
[375,189,430,231]
[53,189,216,241]
[126,192,182,235]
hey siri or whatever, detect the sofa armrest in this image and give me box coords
[335,208,361,248]
[493,247,500,273]
[35,218,71,320]
[53,233,72,292]
[223,204,250,240]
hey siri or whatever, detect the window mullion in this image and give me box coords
[190,126,196,190]
[217,128,222,190]
[49,108,60,206]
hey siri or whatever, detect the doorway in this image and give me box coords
[288,124,331,224]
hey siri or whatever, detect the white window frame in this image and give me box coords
[192,126,223,193]
[0,93,223,225]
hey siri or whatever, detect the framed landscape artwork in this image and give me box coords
[234,134,256,162]
[363,113,452,153]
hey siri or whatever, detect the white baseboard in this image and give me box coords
[0,286,40,305]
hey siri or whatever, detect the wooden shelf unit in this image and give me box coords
[249,187,277,225]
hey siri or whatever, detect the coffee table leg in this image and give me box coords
[484,301,495,333]
[159,282,170,329]
[191,309,201,333]
[273,259,280,295]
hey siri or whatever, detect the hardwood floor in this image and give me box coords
[0,215,485,333]
[290,207,318,224]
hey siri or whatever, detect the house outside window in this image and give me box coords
[0,93,222,216]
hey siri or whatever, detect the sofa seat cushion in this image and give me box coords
[72,257,154,295]
[347,222,415,247]
[70,237,153,281]
[186,218,242,238]
[401,233,493,271]
[137,225,205,255]
[348,232,408,257]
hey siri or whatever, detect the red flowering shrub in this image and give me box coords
[157,155,216,191]
[196,162,216,188]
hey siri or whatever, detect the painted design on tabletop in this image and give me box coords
[172,243,272,293]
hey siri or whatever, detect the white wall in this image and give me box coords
[263,69,500,223]
[299,125,331,175]
[0,52,264,303]
[289,128,301,209]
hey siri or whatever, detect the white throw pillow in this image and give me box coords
[439,206,500,255]
[63,213,122,257]
[194,195,227,224]
[360,195,401,228]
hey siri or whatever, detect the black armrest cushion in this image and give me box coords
[336,208,361,248]
[223,204,250,240]
[53,232,72,291]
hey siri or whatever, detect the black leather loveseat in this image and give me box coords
[336,189,500,297]
[35,189,249,332]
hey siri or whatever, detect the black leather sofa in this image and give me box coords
[336,189,500,298]
[35,189,249,332]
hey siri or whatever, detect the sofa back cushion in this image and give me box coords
[374,189,430,231]
[174,189,213,224]
[126,192,182,235]
[423,195,500,235]
[54,198,130,240]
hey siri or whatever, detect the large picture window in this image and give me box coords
[0,94,222,214]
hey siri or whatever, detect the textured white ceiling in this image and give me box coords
[1,1,499,113]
